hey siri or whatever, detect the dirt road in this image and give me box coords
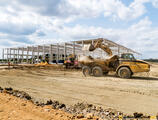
[0,63,158,115]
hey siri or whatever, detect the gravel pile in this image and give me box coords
[0,87,151,120]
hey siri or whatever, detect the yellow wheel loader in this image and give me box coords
[79,39,150,78]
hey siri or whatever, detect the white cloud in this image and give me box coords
[0,0,158,59]
[65,0,155,21]
[152,0,158,8]
[52,17,158,58]
[0,0,155,22]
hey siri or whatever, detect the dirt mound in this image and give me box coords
[0,87,99,120]
[0,93,75,120]
[3,64,65,71]
[0,87,152,120]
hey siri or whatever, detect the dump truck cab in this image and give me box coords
[116,53,150,78]
[120,53,135,60]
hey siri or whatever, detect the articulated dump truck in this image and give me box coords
[79,39,150,78]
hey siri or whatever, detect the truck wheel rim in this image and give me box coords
[94,69,99,75]
[121,70,127,77]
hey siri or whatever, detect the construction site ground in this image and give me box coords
[0,63,158,116]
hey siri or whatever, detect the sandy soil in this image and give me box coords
[0,92,75,120]
[0,63,158,115]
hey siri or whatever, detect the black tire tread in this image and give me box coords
[82,66,91,77]
[118,67,131,78]
[92,66,103,77]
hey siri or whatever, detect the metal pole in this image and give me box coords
[64,43,67,60]
[118,47,120,56]
[9,48,11,62]
[43,45,45,61]
[13,49,15,64]
[57,43,59,64]
[26,47,29,64]
[73,42,75,55]
[22,47,24,63]
[49,44,52,63]
[32,47,34,64]
[82,40,84,55]
[6,48,9,62]
[37,46,39,63]
[17,48,20,63]
[2,49,4,63]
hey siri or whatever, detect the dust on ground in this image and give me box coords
[0,63,158,115]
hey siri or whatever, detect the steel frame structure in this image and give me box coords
[2,38,140,64]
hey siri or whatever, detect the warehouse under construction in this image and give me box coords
[1,38,140,64]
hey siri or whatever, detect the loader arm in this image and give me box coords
[89,40,113,56]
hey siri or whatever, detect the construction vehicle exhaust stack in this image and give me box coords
[79,38,150,78]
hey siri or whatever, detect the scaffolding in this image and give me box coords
[1,38,140,64]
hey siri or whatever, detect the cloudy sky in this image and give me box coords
[0,0,158,58]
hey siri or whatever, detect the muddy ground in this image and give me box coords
[0,63,158,115]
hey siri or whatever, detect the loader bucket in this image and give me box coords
[82,44,95,51]
[89,44,95,51]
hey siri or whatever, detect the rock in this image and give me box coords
[39,103,45,107]
[58,104,66,109]
[105,111,109,116]
[5,87,13,91]
[96,106,102,111]
[44,108,50,112]
[45,100,53,105]
[59,115,63,117]
[51,101,60,109]
[0,87,3,93]
[34,101,40,106]
[77,114,84,119]
[11,90,31,100]
[21,103,26,106]
[86,113,94,119]
[21,91,32,100]
[93,116,99,120]
[92,106,96,110]
[55,113,59,115]
[0,110,3,112]
[133,112,143,118]
[4,88,14,94]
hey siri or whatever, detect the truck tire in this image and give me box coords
[92,66,103,77]
[82,66,91,76]
[118,67,131,78]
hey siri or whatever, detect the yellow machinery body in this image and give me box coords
[80,53,150,78]
[117,60,150,73]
